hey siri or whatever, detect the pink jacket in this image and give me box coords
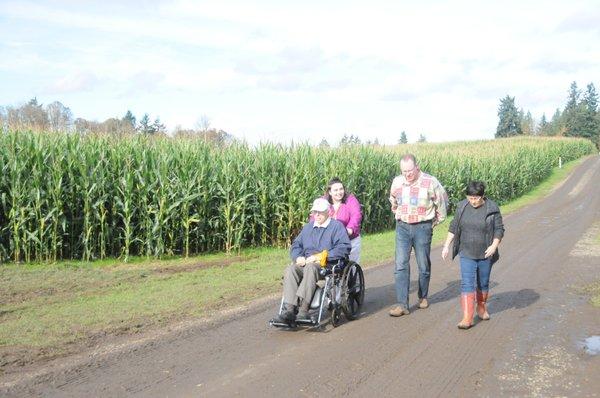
[311,194,362,240]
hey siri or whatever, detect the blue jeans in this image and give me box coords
[459,255,492,293]
[394,220,433,308]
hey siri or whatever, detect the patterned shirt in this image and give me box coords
[389,171,448,225]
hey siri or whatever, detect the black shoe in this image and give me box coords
[296,310,310,321]
[275,310,296,324]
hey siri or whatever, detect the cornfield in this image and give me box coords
[0,130,594,263]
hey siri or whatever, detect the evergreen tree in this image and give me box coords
[565,81,580,111]
[496,95,522,137]
[518,107,525,129]
[138,113,151,134]
[580,83,600,144]
[123,110,136,130]
[339,134,350,146]
[399,131,408,144]
[521,110,535,135]
[340,134,361,146]
[152,117,166,135]
[536,113,549,135]
[549,108,563,136]
[583,83,598,112]
[417,134,427,143]
[563,81,585,137]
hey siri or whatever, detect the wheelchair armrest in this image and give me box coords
[319,257,348,276]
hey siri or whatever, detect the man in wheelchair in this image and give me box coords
[273,197,351,324]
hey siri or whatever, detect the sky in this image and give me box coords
[1,0,599,145]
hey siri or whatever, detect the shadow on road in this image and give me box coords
[306,281,528,329]
[426,280,500,307]
[357,279,508,316]
[360,284,396,317]
[488,288,540,315]
[358,280,460,318]
[358,280,501,317]
[426,280,461,305]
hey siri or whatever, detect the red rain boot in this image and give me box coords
[476,290,490,320]
[458,292,476,329]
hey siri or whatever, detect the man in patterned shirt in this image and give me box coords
[388,154,448,317]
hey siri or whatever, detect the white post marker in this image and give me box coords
[559,156,562,168]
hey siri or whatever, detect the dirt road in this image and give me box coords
[3,156,600,397]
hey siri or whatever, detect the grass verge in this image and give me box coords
[0,157,590,370]
[580,282,600,308]
[578,225,600,308]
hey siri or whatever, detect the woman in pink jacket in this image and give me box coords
[324,177,363,263]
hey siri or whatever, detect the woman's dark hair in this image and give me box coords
[466,181,486,196]
[325,177,349,204]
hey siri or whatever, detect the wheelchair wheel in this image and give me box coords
[331,306,341,327]
[341,261,365,320]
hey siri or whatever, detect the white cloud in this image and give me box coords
[1,0,600,144]
[45,71,99,94]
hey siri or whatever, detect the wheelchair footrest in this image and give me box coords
[269,318,297,328]
[295,317,317,326]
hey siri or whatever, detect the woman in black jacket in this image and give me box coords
[442,181,505,329]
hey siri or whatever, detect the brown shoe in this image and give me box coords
[418,298,429,309]
[389,305,410,317]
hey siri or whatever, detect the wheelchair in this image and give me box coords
[269,258,365,329]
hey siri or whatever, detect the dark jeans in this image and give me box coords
[394,220,433,308]
[459,255,492,293]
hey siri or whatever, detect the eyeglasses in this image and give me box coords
[401,167,417,175]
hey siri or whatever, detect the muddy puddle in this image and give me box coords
[582,336,600,355]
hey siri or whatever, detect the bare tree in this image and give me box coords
[74,118,101,134]
[318,138,330,148]
[21,98,49,130]
[46,101,73,132]
[340,134,361,146]
[204,128,234,145]
[4,98,49,130]
[0,106,6,130]
[100,118,122,135]
[172,125,193,138]
[195,115,211,133]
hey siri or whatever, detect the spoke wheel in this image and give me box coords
[331,306,341,328]
[341,262,365,320]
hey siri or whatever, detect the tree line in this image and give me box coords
[4,85,599,148]
[0,98,234,145]
[0,97,425,147]
[496,81,600,147]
